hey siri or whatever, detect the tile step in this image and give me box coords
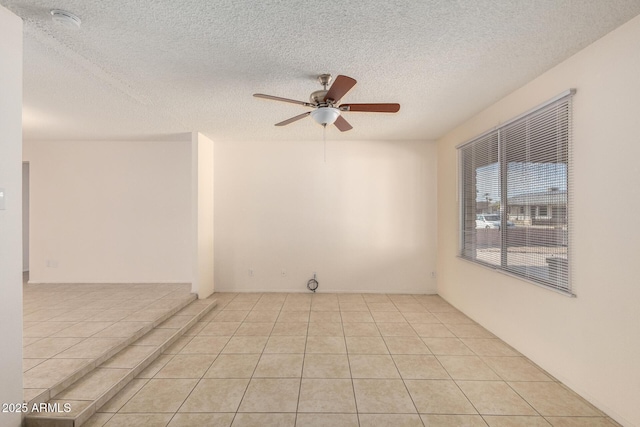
[24,292,200,409]
[23,293,198,409]
[24,297,217,427]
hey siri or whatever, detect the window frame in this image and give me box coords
[457,90,575,296]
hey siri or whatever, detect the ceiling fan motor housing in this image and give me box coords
[310,90,329,105]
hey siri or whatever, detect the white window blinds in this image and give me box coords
[458,91,573,295]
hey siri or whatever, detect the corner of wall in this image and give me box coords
[0,5,24,427]
[191,132,215,299]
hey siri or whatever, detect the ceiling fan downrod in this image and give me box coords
[317,74,332,90]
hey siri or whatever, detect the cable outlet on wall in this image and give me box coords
[248,268,254,277]
[431,271,437,279]
[281,269,287,277]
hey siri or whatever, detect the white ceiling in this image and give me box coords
[3,0,640,142]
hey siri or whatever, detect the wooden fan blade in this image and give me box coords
[341,103,400,113]
[324,75,357,103]
[275,112,311,126]
[334,115,353,132]
[254,93,313,107]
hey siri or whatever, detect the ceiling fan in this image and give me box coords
[253,74,400,132]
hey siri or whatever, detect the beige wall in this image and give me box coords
[0,5,23,427]
[23,139,192,283]
[192,132,215,298]
[437,15,640,427]
[214,138,438,293]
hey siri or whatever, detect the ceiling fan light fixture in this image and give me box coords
[310,107,340,126]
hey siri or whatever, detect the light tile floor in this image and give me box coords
[22,273,192,402]
[71,291,619,427]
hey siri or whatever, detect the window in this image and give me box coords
[458,90,573,294]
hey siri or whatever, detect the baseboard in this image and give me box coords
[214,287,438,295]
[25,281,191,285]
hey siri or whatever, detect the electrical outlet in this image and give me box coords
[281,269,287,277]
[248,268,254,277]
[431,271,437,279]
[47,260,58,268]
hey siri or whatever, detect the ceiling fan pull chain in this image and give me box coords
[323,124,327,163]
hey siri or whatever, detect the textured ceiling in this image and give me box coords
[2,0,640,142]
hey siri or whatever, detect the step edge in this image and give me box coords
[24,299,218,427]
[79,300,217,426]
[38,294,197,402]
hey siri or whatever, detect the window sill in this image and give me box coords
[455,255,575,298]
